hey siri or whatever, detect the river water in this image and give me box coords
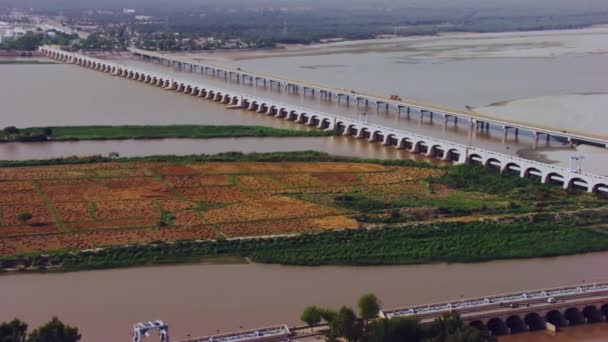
[3,60,608,174]
[2,29,608,341]
[1,252,608,341]
[0,136,439,163]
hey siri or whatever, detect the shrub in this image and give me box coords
[17,212,33,223]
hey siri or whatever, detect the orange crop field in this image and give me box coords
[0,161,445,256]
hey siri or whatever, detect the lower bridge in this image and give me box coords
[39,46,608,195]
[381,282,608,335]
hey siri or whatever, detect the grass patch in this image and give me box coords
[0,151,433,169]
[4,218,608,271]
[0,125,335,141]
[0,60,56,65]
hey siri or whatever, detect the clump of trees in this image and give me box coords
[0,31,78,51]
[0,317,81,342]
[17,212,33,224]
[301,293,494,342]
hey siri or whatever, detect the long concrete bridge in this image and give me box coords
[39,46,608,194]
[126,47,608,149]
[142,283,608,341]
[380,282,608,336]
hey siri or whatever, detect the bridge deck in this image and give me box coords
[382,282,608,320]
[128,48,608,145]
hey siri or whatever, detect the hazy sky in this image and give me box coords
[2,0,607,12]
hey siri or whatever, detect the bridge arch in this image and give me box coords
[397,137,414,150]
[566,177,589,192]
[356,127,370,139]
[468,153,484,165]
[297,113,309,124]
[443,148,462,162]
[275,107,286,118]
[502,162,521,175]
[369,130,383,142]
[583,305,603,323]
[382,133,398,146]
[543,172,566,186]
[522,167,543,181]
[343,124,357,136]
[524,312,545,331]
[484,157,502,171]
[426,144,444,158]
[318,118,332,129]
[564,307,584,325]
[593,183,608,194]
[307,115,320,126]
[486,317,507,336]
[506,315,525,334]
[546,310,566,327]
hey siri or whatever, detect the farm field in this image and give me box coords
[0,160,450,256]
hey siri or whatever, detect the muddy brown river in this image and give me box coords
[2,32,608,340]
[2,252,608,341]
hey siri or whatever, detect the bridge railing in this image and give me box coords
[381,282,608,319]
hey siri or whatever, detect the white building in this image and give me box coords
[4,27,27,39]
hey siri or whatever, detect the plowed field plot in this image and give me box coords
[0,161,444,255]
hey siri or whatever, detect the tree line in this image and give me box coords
[0,317,81,342]
[300,294,494,342]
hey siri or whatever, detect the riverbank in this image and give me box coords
[168,27,608,62]
[0,60,56,65]
[0,125,334,142]
[0,151,606,273]
[2,212,608,273]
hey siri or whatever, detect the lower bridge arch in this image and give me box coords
[343,124,357,136]
[318,118,332,129]
[383,134,398,146]
[505,315,526,334]
[593,183,608,195]
[308,115,320,126]
[546,309,566,327]
[566,177,589,192]
[501,162,521,175]
[524,312,545,331]
[564,307,584,325]
[397,137,414,150]
[468,153,484,165]
[357,127,371,139]
[583,305,603,323]
[544,172,566,186]
[426,144,444,157]
[485,158,502,171]
[522,167,543,181]
[443,148,462,162]
[486,317,508,336]
[369,130,385,143]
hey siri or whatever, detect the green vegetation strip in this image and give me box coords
[0,125,335,142]
[0,60,57,65]
[4,215,608,272]
[0,151,433,169]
